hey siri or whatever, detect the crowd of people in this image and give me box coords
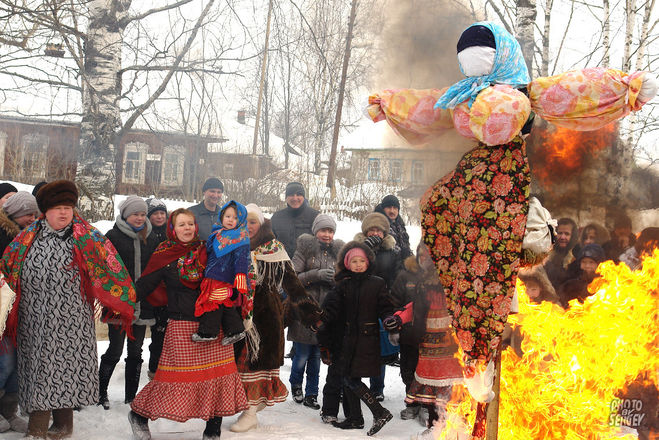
[0,176,656,440]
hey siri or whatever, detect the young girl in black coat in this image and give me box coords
[319,241,393,436]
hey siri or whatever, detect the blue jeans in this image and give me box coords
[0,338,18,393]
[289,342,321,396]
[369,364,386,395]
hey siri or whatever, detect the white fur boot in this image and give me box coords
[230,405,258,432]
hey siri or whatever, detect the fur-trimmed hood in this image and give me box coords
[0,209,20,239]
[250,218,276,251]
[353,232,396,251]
[295,233,345,260]
[335,240,376,278]
[517,264,560,304]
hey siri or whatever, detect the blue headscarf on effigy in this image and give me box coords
[434,21,530,109]
[209,200,250,258]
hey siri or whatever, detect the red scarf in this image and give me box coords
[1,212,136,342]
[142,215,207,306]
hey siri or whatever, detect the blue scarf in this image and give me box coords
[209,200,249,258]
[434,21,530,109]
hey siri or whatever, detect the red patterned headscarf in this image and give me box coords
[141,208,207,306]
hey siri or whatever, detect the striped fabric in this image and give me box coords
[235,344,288,407]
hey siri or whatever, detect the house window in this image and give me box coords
[367,158,381,181]
[411,160,424,182]
[224,162,234,178]
[21,134,48,179]
[389,160,402,182]
[123,142,148,184]
[161,146,185,186]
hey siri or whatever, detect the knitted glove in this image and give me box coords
[234,273,248,293]
[317,268,335,283]
[364,235,383,249]
[383,314,402,332]
[320,346,332,365]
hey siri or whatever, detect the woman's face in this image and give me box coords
[247,218,261,237]
[13,213,36,229]
[582,227,597,245]
[149,210,167,227]
[125,212,147,229]
[45,205,74,230]
[173,213,196,243]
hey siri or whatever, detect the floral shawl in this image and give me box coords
[1,212,136,341]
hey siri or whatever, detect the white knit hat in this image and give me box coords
[245,203,265,225]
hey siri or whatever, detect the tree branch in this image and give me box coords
[121,0,195,26]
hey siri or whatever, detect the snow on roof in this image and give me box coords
[340,119,406,150]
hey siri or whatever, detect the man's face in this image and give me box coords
[556,224,573,250]
[286,193,304,209]
[203,188,223,207]
[383,206,399,220]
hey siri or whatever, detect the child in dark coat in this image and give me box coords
[319,241,394,436]
[192,200,250,344]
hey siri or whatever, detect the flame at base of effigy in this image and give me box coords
[432,250,658,440]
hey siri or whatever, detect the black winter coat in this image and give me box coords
[320,241,393,378]
[270,200,319,258]
[353,232,402,289]
[136,261,202,322]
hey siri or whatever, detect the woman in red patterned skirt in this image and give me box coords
[128,208,248,440]
[385,244,462,437]
[229,203,322,432]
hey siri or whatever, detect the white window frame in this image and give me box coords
[21,133,48,179]
[412,160,424,183]
[161,145,185,186]
[367,158,381,181]
[0,132,6,176]
[389,159,402,183]
[123,142,148,184]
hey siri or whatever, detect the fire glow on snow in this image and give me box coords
[438,250,658,440]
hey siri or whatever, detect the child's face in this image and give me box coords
[316,227,335,243]
[348,256,368,273]
[366,227,384,238]
[524,280,541,299]
[222,207,238,229]
[580,257,598,277]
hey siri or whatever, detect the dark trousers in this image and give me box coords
[148,307,168,373]
[197,305,244,337]
[101,323,147,365]
[321,359,352,418]
[399,343,419,393]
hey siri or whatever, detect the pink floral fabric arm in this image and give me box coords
[529,67,648,131]
[366,88,454,145]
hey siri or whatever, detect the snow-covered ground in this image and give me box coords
[4,340,428,440]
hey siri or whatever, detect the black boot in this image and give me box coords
[331,387,363,429]
[124,358,143,404]
[98,359,116,410]
[353,383,392,436]
[203,416,222,440]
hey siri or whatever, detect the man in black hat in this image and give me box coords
[271,181,319,258]
[375,194,412,259]
[189,177,224,241]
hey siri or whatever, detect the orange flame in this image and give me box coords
[437,249,658,440]
[530,124,617,187]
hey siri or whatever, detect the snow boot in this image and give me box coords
[331,418,364,429]
[229,405,257,432]
[291,385,304,403]
[27,410,50,439]
[303,395,320,410]
[47,408,73,439]
[354,383,392,436]
[221,331,246,346]
[124,358,143,404]
[128,410,151,440]
[191,332,218,342]
[203,416,222,439]
[320,412,338,424]
[400,404,421,420]
[98,359,116,410]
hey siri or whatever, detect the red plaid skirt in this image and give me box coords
[235,344,288,407]
[131,320,248,422]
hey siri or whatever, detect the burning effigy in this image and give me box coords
[367,20,657,438]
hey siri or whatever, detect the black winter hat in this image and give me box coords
[32,181,47,197]
[457,24,496,53]
[285,182,305,198]
[202,177,224,193]
[380,194,400,210]
[0,183,18,199]
[146,198,167,218]
[578,243,606,263]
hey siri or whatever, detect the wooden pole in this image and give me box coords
[252,0,273,156]
[486,351,502,440]
[326,0,358,199]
